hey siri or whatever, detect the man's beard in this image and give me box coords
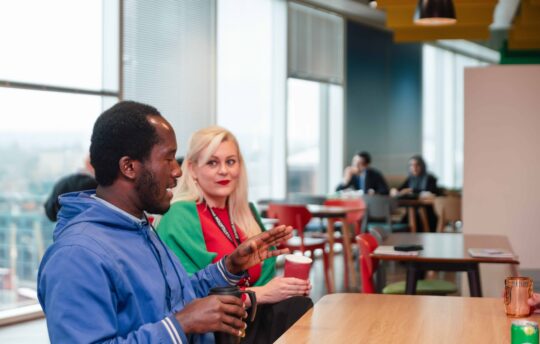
[135,167,170,215]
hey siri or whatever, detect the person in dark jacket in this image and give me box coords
[395,155,439,232]
[397,155,439,196]
[336,151,389,195]
[43,160,97,221]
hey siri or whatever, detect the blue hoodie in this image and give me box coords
[38,191,242,344]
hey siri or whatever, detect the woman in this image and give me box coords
[392,155,439,232]
[157,126,312,343]
[397,155,439,196]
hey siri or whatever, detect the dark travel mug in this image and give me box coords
[209,286,257,344]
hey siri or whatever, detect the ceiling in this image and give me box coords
[296,0,539,50]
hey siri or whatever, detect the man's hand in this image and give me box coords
[175,295,247,336]
[343,166,358,184]
[226,225,293,275]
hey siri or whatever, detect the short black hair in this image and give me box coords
[356,151,371,165]
[90,101,162,186]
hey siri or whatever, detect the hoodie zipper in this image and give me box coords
[141,225,173,312]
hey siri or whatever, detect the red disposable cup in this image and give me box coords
[284,255,312,280]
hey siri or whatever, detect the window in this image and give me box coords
[0,0,118,313]
[422,44,489,189]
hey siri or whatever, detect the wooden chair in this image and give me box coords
[433,196,462,232]
[324,198,366,290]
[357,233,457,295]
[267,204,331,293]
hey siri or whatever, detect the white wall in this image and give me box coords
[464,65,540,294]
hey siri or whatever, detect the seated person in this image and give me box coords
[336,151,389,195]
[43,157,97,221]
[158,126,313,344]
[392,155,439,231]
[394,155,439,197]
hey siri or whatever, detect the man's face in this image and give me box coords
[352,155,368,173]
[135,116,181,214]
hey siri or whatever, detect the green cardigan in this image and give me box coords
[157,201,276,286]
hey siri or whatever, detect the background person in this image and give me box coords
[336,151,389,195]
[38,101,293,344]
[158,126,312,344]
[43,156,97,221]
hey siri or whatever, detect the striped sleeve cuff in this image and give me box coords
[216,256,244,286]
[161,315,188,344]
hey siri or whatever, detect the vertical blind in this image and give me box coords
[288,2,344,85]
[123,0,216,152]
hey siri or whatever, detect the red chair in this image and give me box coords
[324,198,366,290]
[357,233,457,295]
[267,203,332,293]
[357,233,380,293]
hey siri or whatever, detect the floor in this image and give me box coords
[0,246,464,342]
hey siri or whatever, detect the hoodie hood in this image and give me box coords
[55,190,143,241]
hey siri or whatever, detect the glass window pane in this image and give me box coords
[0,0,106,90]
[0,88,112,311]
[287,78,321,194]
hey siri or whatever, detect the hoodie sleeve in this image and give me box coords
[188,257,244,297]
[38,245,187,344]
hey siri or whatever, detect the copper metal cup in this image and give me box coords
[505,277,533,317]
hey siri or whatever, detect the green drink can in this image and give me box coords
[512,320,539,344]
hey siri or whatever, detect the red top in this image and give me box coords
[197,203,261,287]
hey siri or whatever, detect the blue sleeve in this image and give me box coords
[188,257,244,297]
[38,246,187,344]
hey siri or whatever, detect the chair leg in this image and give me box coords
[343,251,349,291]
[321,249,333,293]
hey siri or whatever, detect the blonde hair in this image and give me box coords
[172,126,261,237]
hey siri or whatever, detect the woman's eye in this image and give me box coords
[207,160,217,167]
[227,159,236,166]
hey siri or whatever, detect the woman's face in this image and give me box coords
[191,140,241,205]
[409,159,422,176]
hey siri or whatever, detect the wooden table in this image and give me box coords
[396,197,434,233]
[371,233,520,297]
[276,293,540,344]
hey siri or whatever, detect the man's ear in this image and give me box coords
[118,156,138,181]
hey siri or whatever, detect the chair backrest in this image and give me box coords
[361,195,396,230]
[368,226,388,243]
[324,198,366,225]
[288,193,327,205]
[266,204,312,237]
[356,233,379,293]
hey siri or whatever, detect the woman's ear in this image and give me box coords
[118,156,138,181]
[188,160,197,182]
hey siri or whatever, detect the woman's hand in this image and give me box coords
[528,293,540,310]
[250,277,311,304]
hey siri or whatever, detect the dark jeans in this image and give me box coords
[242,296,313,344]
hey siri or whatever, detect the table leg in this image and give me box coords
[326,218,336,293]
[341,220,357,291]
[467,264,483,297]
[405,264,418,294]
[418,207,430,233]
[408,207,417,233]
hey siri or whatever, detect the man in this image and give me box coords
[336,151,389,195]
[43,156,97,221]
[37,101,292,343]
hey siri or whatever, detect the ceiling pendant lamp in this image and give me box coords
[414,0,457,25]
